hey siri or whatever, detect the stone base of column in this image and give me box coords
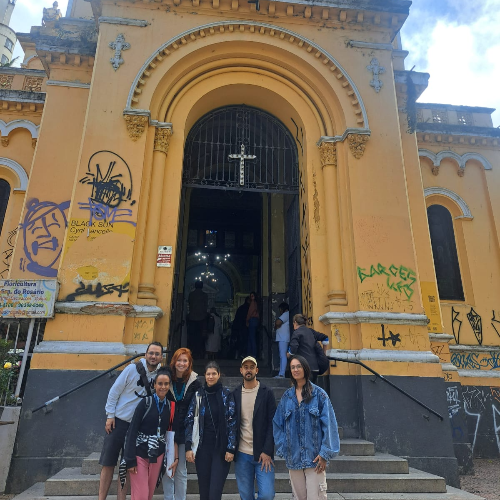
[137,283,158,303]
[325,289,347,306]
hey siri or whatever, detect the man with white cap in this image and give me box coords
[232,356,277,500]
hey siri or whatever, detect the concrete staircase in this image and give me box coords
[12,376,484,500]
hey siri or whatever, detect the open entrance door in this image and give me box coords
[169,105,300,372]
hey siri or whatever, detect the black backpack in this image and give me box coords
[135,361,153,397]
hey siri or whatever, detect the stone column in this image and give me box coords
[318,141,347,306]
[137,125,173,303]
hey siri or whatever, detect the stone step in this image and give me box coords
[43,467,447,496]
[14,482,486,500]
[81,452,403,476]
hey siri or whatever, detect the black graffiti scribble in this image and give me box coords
[0,227,18,279]
[291,117,304,155]
[65,281,129,302]
[79,151,134,208]
[378,324,401,347]
[452,307,462,344]
[492,311,500,339]
[467,307,483,345]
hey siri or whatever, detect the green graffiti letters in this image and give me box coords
[357,263,416,301]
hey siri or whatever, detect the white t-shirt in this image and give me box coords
[276,310,290,342]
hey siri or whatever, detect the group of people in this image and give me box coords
[98,342,340,500]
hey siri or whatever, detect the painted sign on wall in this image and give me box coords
[0,279,58,318]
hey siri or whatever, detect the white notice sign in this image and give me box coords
[0,279,59,318]
[157,246,173,267]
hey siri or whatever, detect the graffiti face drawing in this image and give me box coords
[22,198,70,277]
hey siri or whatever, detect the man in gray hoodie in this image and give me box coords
[98,342,163,500]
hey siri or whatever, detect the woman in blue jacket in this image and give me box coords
[185,361,237,500]
[273,355,340,500]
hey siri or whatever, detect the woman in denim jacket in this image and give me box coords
[185,361,237,500]
[273,355,340,500]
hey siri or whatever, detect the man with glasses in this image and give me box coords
[98,342,164,500]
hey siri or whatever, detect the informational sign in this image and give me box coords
[0,279,59,318]
[420,281,443,333]
[157,246,173,267]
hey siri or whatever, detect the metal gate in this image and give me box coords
[183,105,299,193]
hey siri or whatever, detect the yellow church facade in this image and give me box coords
[1,0,500,490]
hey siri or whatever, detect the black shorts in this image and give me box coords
[99,417,130,467]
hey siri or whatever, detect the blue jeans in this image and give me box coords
[247,318,259,358]
[163,443,187,500]
[278,341,288,377]
[234,451,275,500]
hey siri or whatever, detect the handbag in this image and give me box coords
[314,342,330,374]
[191,393,202,456]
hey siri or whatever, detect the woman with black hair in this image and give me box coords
[123,367,178,500]
[185,361,237,500]
[273,355,340,500]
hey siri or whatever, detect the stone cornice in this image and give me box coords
[0,68,47,78]
[55,301,163,318]
[99,16,150,27]
[416,122,500,139]
[319,311,429,326]
[326,348,439,364]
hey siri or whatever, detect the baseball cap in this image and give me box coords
[241,356,257,367]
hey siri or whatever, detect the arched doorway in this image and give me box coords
[170,105,300,372]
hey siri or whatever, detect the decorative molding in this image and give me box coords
[35,340,159,356]
[125,21,369,129]
[318,142,337,168]
[428,333,455,343]
[317,128,371,145]
[153,127,173,155]
[109,34,131,71]
[450,345,500,353]
[441,363,458,372]
[46,80,90,89]
[367,57,385,93]
[55,301,163,318]
[22,76,44,92]
[0,74,14,90]
[124,113,149,141]
[0,120,39,139]
[319,311,429,326]
[99,16,150,27]
[326,348,439,364]
[347,40,394,51]
[0,157,29,190]
[424,187,473,220]
[1,137,8,147]
[457,369,500,379]
[419,148,493,177]
[347,133,369,159]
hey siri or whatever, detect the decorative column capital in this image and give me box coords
[153,127,173,155]
[347,133,369,159]
[318,142,337,168]
[124,114,149,141]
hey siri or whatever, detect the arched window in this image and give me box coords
[0,178,11,236]
[427,204,464,301]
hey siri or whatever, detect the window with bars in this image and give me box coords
[183,105,299,193]
[0,178,11,235]
[427,204,464,301]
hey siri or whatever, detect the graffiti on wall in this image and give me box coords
[377,324,401,347]
[446,386,464,439]
[467,308,483,345]
[451,351,500,371]
[357,263,416,301]
[0,227,17,278]
[65,281,130,302]
[20,198,70,277]
[451,307,463,344]
[132,318,155,343]
[491,311,500,338]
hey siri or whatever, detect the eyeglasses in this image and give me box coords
[147,352,162,357]
[290,365,303,371]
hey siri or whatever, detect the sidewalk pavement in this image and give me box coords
[460,458,500,500]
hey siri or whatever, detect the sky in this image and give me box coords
[8,0,500,127]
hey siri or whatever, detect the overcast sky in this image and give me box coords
[9,0,500,126]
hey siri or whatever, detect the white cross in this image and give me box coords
[109,34,131,71]
[228,144,256,186]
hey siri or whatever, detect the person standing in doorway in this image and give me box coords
[163,348,201,500]
[246,292,260,358]
[288,314,329,383]
[98,342,163,500]
[206,307,222,360]
[232,296,250,359]
[273,355,340,500]
[188,281,208,359]
[274,303,290,378]
[185,361,237,500]
[233,356,276,500]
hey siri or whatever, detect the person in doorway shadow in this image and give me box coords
[187,281,208,359]
[232,296,250,359]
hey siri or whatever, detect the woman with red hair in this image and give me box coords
[163,348,201,500]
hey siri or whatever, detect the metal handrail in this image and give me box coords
[327,355,444,421]
[30,350,170,415]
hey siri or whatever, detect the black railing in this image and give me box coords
[30,350,170,415]
[327,355,444,421]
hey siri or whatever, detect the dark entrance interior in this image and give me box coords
[169,105,301,372]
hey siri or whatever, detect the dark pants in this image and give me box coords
[188,319,206,359]
[195,435,230,500]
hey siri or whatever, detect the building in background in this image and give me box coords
[0,0,16,65]
[0,0,499,496]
